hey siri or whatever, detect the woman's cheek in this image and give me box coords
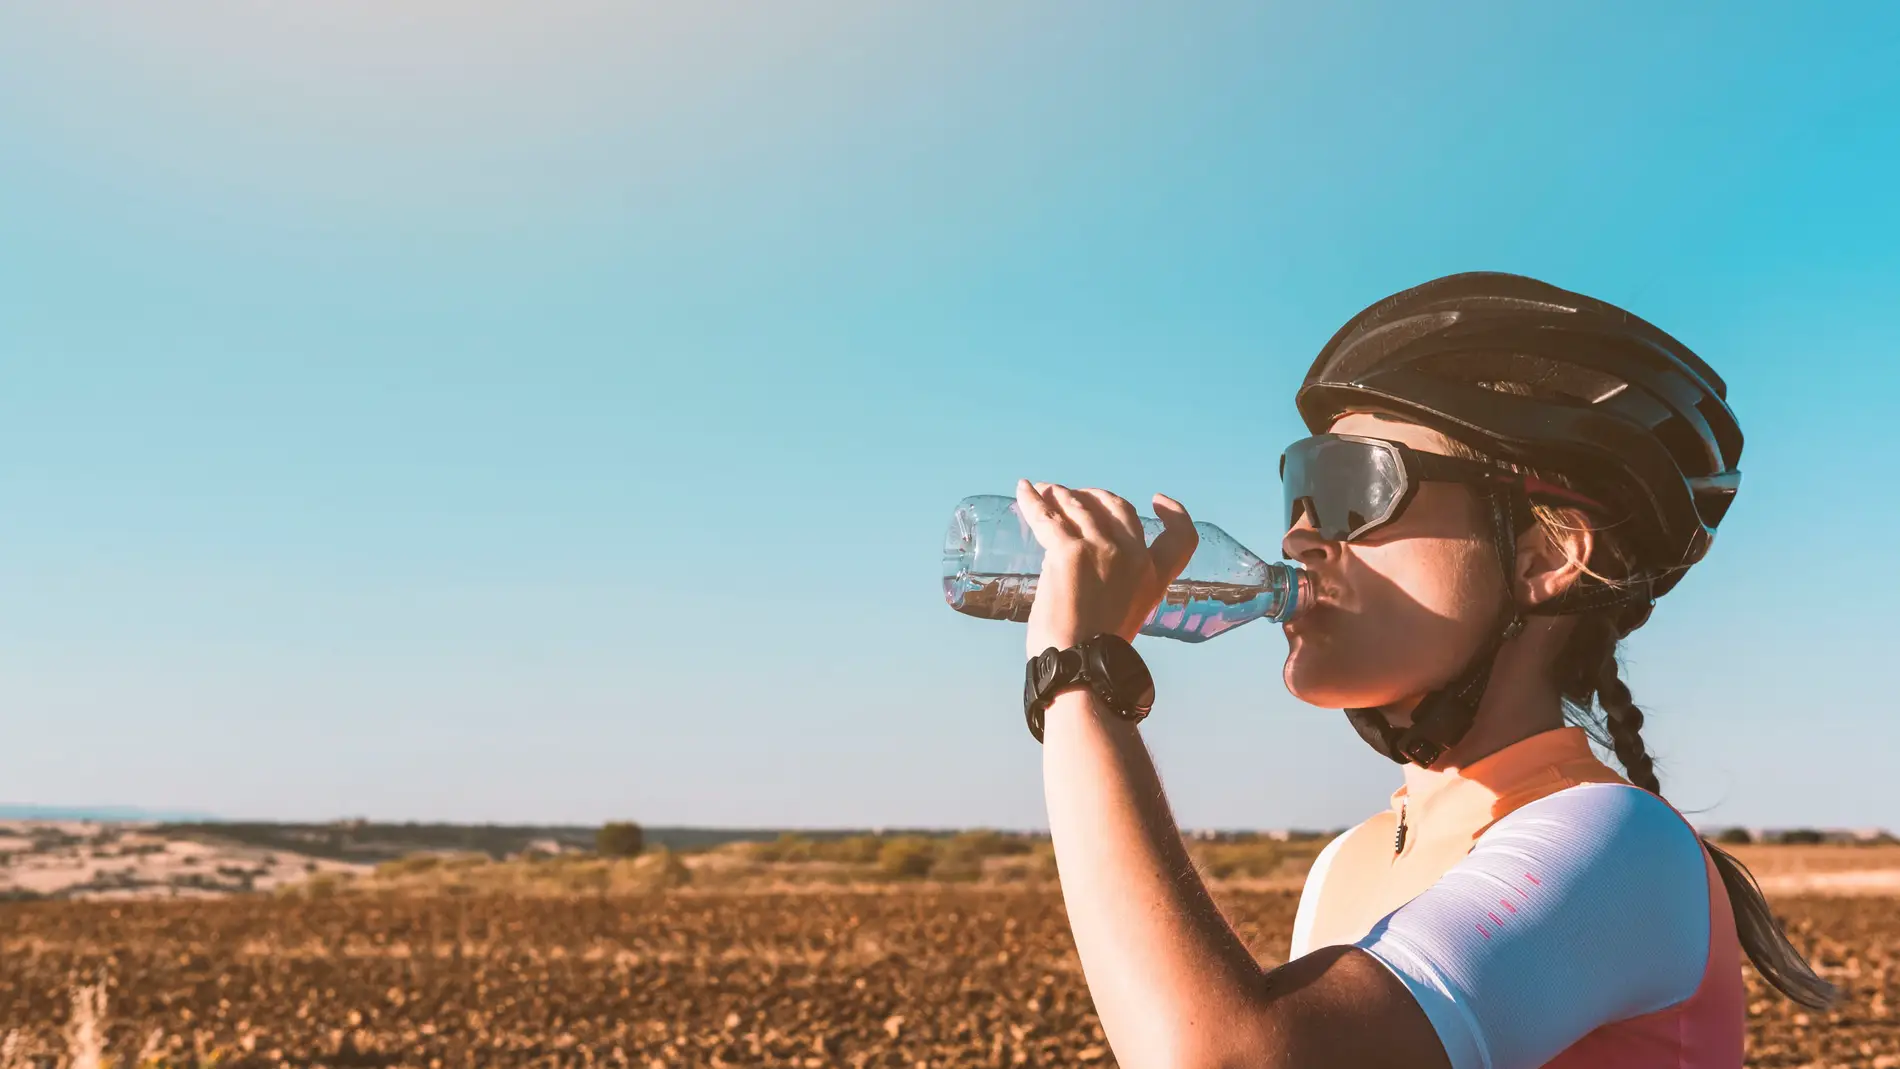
[1353,537,1482,621]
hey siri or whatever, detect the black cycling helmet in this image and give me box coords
[1297,271,1742,600]
[1296,272,1743,768]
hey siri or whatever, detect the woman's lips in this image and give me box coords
[1284,580,1344,634]
[1302,576,1346,609]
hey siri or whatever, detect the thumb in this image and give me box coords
[1149,493,1199,583]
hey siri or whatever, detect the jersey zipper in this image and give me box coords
[1393,801,1408,855]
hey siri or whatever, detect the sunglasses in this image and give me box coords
[1279,433,1606,542]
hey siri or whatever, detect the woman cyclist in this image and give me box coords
[1012,272,1836,1068]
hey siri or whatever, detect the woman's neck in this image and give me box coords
[1388,622,1570,792]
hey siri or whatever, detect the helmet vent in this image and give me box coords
[1413,350,1630,407]
[1331,313,1462,382]
[1652,413,1715,473]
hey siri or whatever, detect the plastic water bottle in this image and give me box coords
[941,494,1311,643]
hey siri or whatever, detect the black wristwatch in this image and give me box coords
[1023,633,1157,743]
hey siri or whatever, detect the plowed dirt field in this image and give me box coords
[0,888,1889,1068]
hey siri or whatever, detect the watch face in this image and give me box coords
[1096,638,1156,713]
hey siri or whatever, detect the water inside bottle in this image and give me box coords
[944,573,1288,642]
[944,572,1039,622]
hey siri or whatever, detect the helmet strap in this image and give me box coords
[1344,488,1526,768]
[1529,574,1656,634]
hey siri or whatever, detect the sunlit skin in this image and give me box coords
[1011,410,1596,1069]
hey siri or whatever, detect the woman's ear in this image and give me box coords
[1517,508,1594,608]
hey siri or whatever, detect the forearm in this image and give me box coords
[1041,688,1274,1068]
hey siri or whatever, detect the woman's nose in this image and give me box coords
[1281,502,1342,566]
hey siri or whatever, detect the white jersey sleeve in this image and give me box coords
[1353,782,1712,1069]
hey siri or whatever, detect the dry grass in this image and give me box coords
[1,981,127,1069]
[281,835,1900,902]
[352,849,696,897]
[66,981,105,1069]
[1729,844,1900,876]
[322,831,1322,896]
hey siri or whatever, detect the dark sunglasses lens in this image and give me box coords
[1281,436,1407,540]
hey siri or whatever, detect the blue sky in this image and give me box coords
[2,3,1896,829]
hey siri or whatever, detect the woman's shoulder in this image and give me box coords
[1494,780,1698,839]
[1479,781,1708,890]
[1362,784,1723,1069]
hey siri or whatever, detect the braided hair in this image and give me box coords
[1551,609,1660,792]
[1535,511,1841,1011]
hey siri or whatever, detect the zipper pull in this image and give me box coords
[1393,802,1408,855]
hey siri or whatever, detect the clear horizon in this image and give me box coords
[4,3,1897,830]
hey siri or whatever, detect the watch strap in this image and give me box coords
[1022,634,1153,743]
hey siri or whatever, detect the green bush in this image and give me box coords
[597,821,646,858]
[929,843,984,882]
[948,829,1031,858]
[1713,827,1754,845]
[811,835,883,865]
[376,853,443,878]
[753,834,912,867]
[1775,828,1825,845]
[1193,839,1283,880]
[752,832,816,863]
[877,836,936,879]
[992,840,1060,883]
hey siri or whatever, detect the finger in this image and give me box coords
[1045,484,1113,543]
[1149,493,1200,583]
[1017,478,1071,534]
[1015,479,1077,546]
[1034,482,1116,545]
[1073,488,1144,545]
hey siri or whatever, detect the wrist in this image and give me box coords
[1039,687,1122,737]
[1027,621,1085,658]
[1027,620,1131,658]
[1022,634,1156,743]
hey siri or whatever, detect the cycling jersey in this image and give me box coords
[1289,726,1745,1069]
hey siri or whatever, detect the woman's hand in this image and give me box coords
[1014,479,1200,656]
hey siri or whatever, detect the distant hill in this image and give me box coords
[152,822,990,862]
[1,808,1023,857]
[4,804,1082,865]
[156,821,603,863]
[0,804,220,823]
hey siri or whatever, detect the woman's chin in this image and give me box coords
[1282,648,1401,710]
[1281,658,1351,708]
